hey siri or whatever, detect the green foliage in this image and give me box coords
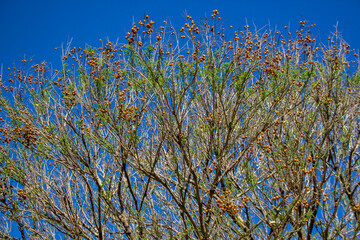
[0,10,359,240]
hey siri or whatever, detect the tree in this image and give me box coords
[0,10,360,239]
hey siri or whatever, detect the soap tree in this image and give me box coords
[1,10,360,239]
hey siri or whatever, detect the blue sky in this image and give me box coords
[1,0,360,70]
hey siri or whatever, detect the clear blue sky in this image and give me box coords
[1,0,360,70]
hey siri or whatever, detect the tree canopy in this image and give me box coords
[0,10,360,239]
